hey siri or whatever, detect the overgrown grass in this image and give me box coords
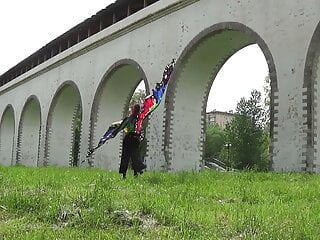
[1,166,320,239]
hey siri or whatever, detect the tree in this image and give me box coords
[236,89,266,128]
[225,90,269,170]
[259,128,270,171]
[129,89,146,109]
[204,124,226,160]
[72,104,82,166]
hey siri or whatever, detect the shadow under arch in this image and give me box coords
[303,21,320,172]
[0,104,15,166]
[16,95,42,167]
[89,59,149,169]
[44,80,83,166]
[165,22,278,171]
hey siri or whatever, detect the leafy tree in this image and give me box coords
[72,104,82,166]
[129,89,146,109]
[236,90,266,128]
[259,128,270,171]
[225,90,269,170]
[204,124,226,160]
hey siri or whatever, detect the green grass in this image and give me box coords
[1,166,320,239]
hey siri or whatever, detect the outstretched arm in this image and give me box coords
[87,117,129,157]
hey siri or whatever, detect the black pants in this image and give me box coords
[119,133,146,175]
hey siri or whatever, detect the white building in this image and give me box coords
[206,110,235,128]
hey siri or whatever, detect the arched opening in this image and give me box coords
[17,97,41,166]
[0,105,15,166]
[45,82,82,166]
[165,22,277,171]
[205,44,270,171]
[89,60,149,169]
[304,21,320,172]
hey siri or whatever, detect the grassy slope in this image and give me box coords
[0,166,320,239]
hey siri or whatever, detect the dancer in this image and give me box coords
[87,59,175,178]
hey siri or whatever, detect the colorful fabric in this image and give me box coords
[136,61,174,134]
[87,59,175,158]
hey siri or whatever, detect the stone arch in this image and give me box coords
[89,59,149,169]
[0,105,15,166]
[165,22,278,171]
[16,96,41,166]
[303,21,320,172]
[44,81,82,166]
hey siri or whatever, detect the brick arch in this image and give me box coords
[44,81,83,166]
[89,59,149,169]
[165,22,278,171]
[0,105,15,166]
[303,21,320,172]
[16,95,41,166]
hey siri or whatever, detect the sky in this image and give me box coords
[207,44,269,112]
[0,0,268,112]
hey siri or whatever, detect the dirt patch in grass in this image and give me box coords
[111,209,159,228]
[0,208,12,223]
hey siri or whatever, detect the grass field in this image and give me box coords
[1,166,320,239]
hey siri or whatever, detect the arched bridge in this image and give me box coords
[0,0,319,172]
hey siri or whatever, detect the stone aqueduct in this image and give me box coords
[0,0,319,172]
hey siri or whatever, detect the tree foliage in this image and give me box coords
[225,90,269,170]
[72,104,82,166]
[204,124,226,160]
[130,89,146,109]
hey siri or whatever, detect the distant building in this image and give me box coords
[206,110,235,128]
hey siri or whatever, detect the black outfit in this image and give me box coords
[119,132,146,178]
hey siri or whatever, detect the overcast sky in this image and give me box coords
[0,0,268,112]
[208,44,268,112]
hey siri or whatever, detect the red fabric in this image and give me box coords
[136,95,156,134]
